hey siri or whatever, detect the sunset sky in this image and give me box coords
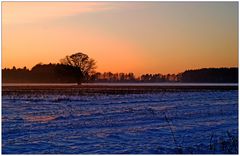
[2,2,238,75]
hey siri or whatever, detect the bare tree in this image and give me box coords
[60,52,97,80]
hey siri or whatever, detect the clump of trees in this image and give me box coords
[2,52,96,84]
[3,63,83,83]
[180,68,238,83]
[140,73,180,82]
[89,72,137,82]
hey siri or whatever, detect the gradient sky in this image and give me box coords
[2,2,238,75]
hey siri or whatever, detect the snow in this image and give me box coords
[2,89,238,154]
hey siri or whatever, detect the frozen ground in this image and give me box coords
[2,88,238,154]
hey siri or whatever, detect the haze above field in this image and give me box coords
[2,2,238,75]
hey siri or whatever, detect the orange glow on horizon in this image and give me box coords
[2,2,238,76]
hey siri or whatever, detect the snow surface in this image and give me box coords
[2,90,238,154]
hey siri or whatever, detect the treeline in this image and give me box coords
[2,63,84,83]
[2,65,238,83]
[181,68,238,83]
[89,67,238,83]
[89,72,179,82]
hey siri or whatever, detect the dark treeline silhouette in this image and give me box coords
[3,66,238,83]
[3,63,84,83]
[89,72,137,82]
[88,72,179,82]
[88,67,238,83]
[3,51,238,83]
[180,68,238,83]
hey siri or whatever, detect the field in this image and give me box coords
[2,84,238,154]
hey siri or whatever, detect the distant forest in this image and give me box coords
[2,65,238,83]
[2,52,238,83]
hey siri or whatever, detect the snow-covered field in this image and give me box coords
[2,87,238,154]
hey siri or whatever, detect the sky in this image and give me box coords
[2,2,238,75]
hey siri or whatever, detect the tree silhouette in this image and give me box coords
[60,52,96,81]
